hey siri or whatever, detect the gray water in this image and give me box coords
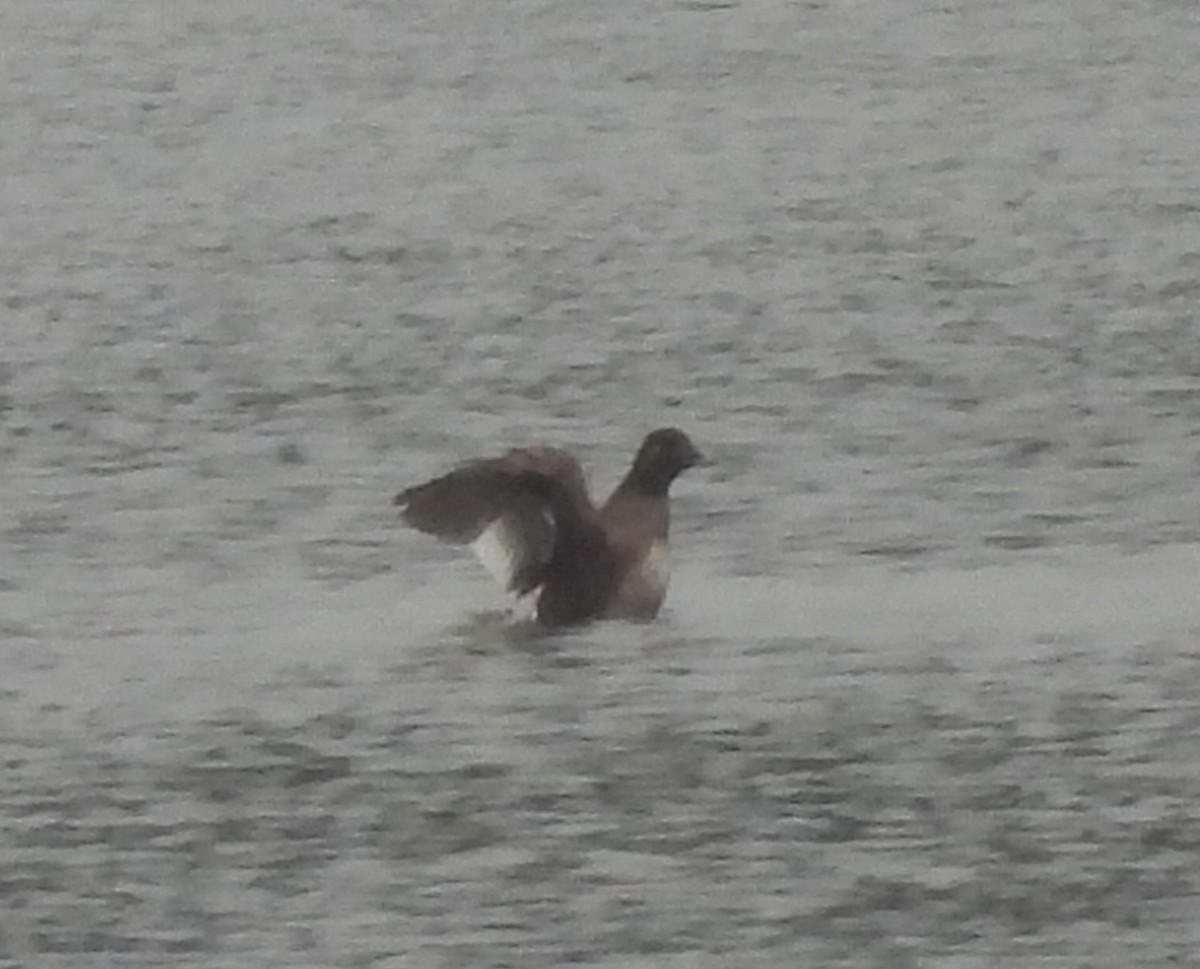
[4,0,1200,964]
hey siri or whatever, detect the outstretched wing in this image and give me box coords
[395,450,588,595]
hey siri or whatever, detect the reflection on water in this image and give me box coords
[5,559,1200,965]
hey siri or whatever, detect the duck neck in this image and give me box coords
[614,465,674,498]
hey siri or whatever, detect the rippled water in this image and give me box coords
[4,0,1200,964]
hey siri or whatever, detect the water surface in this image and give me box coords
[3,0,1200,964]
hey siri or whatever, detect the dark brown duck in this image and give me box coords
[394,428,702,627]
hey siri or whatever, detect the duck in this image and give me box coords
[394,428,702,627]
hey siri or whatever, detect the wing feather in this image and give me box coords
[395,460,563,594]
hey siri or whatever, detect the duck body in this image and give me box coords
[395,428,701,628]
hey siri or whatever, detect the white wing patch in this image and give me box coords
[469,508,555,594]
[471,518,521,590]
